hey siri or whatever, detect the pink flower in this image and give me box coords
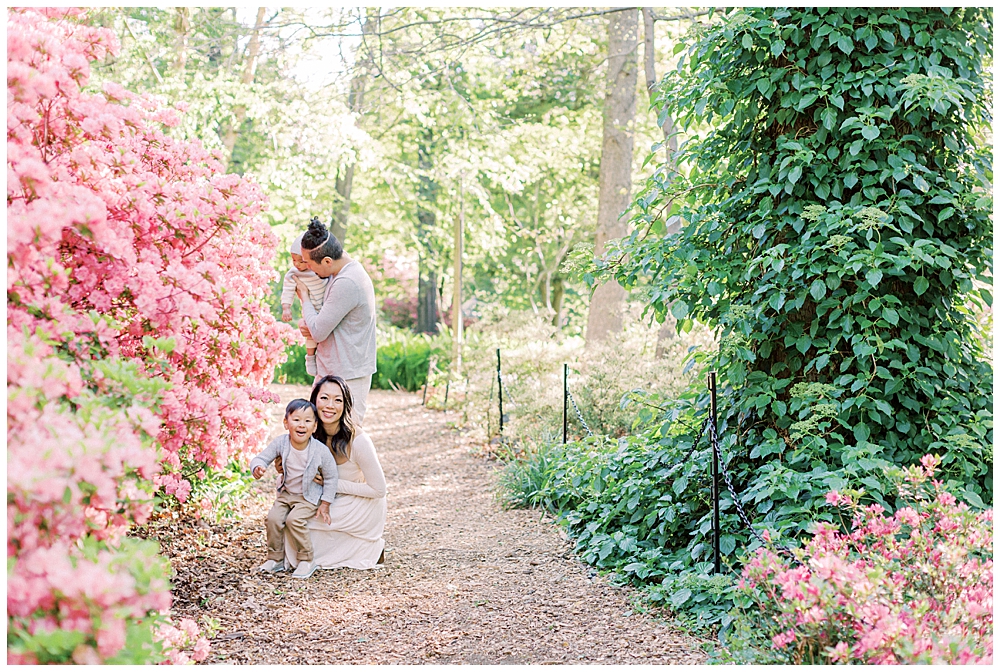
[772,629,796,648]
[825,491,841,505]
[828,641,851,663]
[192,637,210,662]
[7,7,294,663]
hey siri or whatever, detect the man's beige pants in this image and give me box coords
[344,374,372,425]
[265,490,317,562]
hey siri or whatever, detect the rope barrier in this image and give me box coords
[565,386,593,437]
[708,416,796,561]
[488,352,795,568]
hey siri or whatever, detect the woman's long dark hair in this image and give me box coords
[309,375,356,459]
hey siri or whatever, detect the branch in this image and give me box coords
[122,17,163,84]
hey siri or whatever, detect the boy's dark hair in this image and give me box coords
[302,216,343,263]
[285,398,317,419]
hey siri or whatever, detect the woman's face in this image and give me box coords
[314,381,345,427]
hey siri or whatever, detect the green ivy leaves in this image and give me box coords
[612,6,994,529]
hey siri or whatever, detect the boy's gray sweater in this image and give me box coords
[249,434,338,505]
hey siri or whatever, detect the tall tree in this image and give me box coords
[416,127,440,334]
[641,7,681,354]
[222,7,267,162]
[585,8,638,345]
[611,7,994,521]
[331,8,377,243]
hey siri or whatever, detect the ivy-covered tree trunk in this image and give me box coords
[585,8,638,346]
[612,7,993,533]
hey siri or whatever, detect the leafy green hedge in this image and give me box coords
[503,6,993,635]
[599,5,992,520]
[273,328,452,391]
[272,343,311,385]
[373,328,450,392]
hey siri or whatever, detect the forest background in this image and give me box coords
[7,5,993,666]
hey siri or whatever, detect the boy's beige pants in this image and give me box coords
[265,491,317,562]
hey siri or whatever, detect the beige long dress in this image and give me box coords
[284,431,386,570]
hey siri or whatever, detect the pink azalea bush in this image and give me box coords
[740,455,993,664]
[8,7,292,663]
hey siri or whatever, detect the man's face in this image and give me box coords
[303,249,333,278]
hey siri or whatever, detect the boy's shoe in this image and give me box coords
[305,355,317,377]
[291,560,316,579]
[258,559,285,574]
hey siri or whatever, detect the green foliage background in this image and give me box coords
[503,6,994,633]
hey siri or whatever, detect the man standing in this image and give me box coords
[296,217,377,424]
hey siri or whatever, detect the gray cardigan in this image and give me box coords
[249,434,338,505]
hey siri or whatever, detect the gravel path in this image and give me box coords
[164,385,707,664]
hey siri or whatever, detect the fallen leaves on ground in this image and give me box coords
[156,386,708,664]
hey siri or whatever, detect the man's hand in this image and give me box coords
[317,502,331,525]
[274,455,283,475]
[252,465,265,479]
[294,278,308,302]
[281,305,292,322]
[298,319,312,340]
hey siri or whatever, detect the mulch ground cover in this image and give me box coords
[153,385,708,664]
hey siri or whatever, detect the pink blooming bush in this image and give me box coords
[7,7,291,663]
[740,455,992,664]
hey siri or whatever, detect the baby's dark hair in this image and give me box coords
[285,398,317,420]
[301,216,343,263]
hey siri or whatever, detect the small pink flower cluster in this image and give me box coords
[742,455,992,664]
[7,7,293,663]
[154,618,210,665]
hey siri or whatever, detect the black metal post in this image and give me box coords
[709,371,720,575]
[487,373,493,439]
[443,380,449,408]
[563,363,568,444]
[496,348,504,436]
[421,358,431,405]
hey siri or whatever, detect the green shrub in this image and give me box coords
[373,326,450,392]
[272,343,311,385]
[605,6,993,507]
[187,459,256,522]
[458,309,715,449]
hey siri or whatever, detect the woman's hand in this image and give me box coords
[313,473,324,485]
[274,455,283,475]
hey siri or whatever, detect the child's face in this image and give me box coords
[291,252,310,272]
[284,407,317,448]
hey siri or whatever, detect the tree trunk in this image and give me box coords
[641,8,678,164]
[330,9,377,243]
[642,7,682,352]
[416,129,439,334]
[551,274,565,328]
[585,8,638,346]
[173,8,190,75]
[452,177,464,375]
[223,7,266,164]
